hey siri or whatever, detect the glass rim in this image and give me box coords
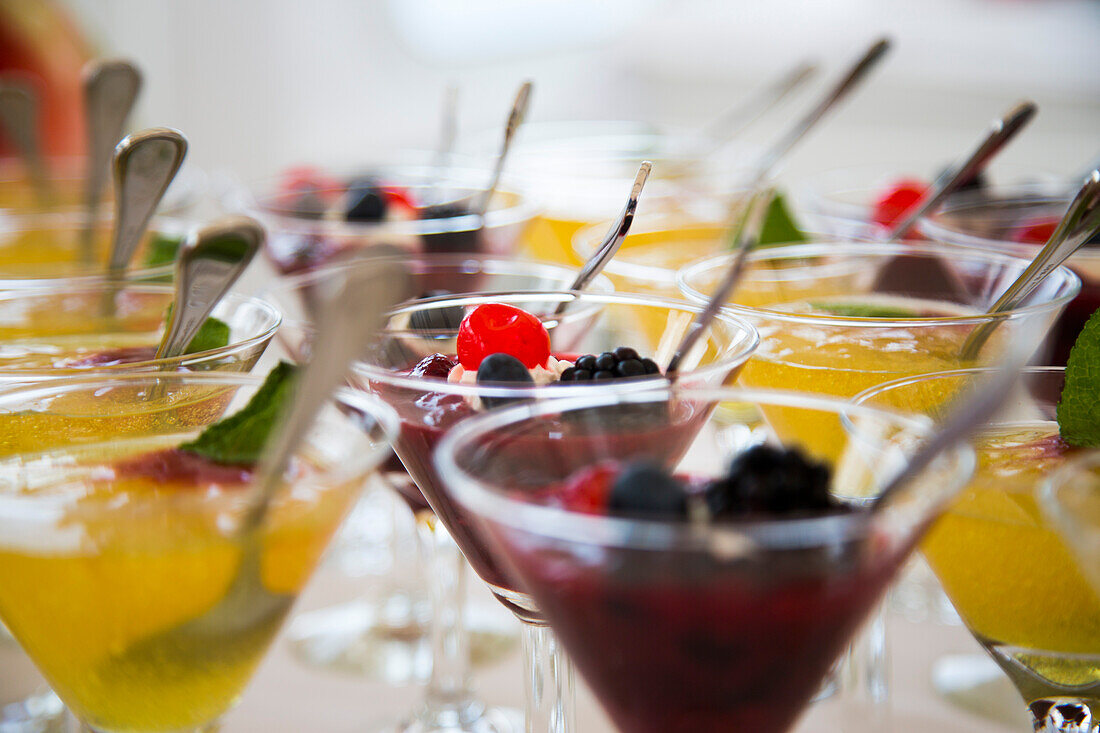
[851,364,1065,408]
[677,241,1082,326]
[0,211,200,285]
[0,372,400,518]
[434,385,969,552]
[0,161,206,215]
[351,289,760,397]
[0,285,282,374]
[246,164,542,235]
[267,251,617,299]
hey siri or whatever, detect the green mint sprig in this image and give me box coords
[1058,309,1100,447]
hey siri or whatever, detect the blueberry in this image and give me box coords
[608,462,687,519]
[410,353,458,380]
[705,445,835,518]
[616,359,646,378]
[345,178,387,222]
[613,346,639,362]
[477,353,533,409]
[595,352,616,371]
[571,369,592,381]
[641,358,660,375]
[575,355,597,372]
[409,291,463,334]
[593,370,614,380]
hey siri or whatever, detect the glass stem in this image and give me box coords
[840,602,890,729]
[417,516,483,727]
[521,623,575,733]
[1029,699,1098,732]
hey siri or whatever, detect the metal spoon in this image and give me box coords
[666,187,775,377]
[0,77,52,207]
[747,37,891,187]
[696,60,818,154]
[554,161,652,316]
[81,59,142,259]
[113,260,409,662]
[475,80,533,218]
[108,127,188,275]
[959,170,1100,361]
[154,216,263,360]
[887,100,1037,241]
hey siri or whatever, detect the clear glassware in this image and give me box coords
[434,385,974,733]
[242,164,539,279]
[920,183,1099,365]
[263,254,613,694]
[0,278,279,727]
[856,366,1100,732]
[0,371,398,733]
[353,290,759,732]
[792,162,1060,240]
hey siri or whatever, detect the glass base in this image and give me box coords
[371,704,523,733]
[932,653,1036,729]
[286,600,518,684]
[1,689,68,733]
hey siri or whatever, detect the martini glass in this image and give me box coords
[244,164,539,278]
[434,385,974,733]
[678,241,1080,461]
[354,290,759,732]
[264,254,613,689]
[0,371,398,733]
[855,366,1100,732]
[920,183,1100,365]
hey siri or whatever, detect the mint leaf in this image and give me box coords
[162,304,232,355]
[181,361,297,465]
[757,193,809,247]
[145,233,183,268]
[1058,309,1100,447]
[808,302,920,318]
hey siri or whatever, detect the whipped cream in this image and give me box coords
[447,355,574,410]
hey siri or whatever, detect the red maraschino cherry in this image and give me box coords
[457,303,551,370]
[872,179,927,229]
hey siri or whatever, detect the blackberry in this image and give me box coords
[560,347,659,383]
[705,445,838,518]
[345,177,388,222]
[608,461,688,519]
[409,290,463,334]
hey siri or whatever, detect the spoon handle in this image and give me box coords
[666,188,775,377]
[698,60,818,150]
[888,100,1037,241]
[243,258,411,534]
[154,216,263,360]
[557,161,652,311]
[477,80,533,218]
[0,77,52,207]
[82,59,142,258]
[959,170,1100,361]
[750,37,891,186]
[109,127,188,274]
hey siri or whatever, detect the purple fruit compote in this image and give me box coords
[353,292,759,617]
[436,388,975,733]
[251,166,537,277]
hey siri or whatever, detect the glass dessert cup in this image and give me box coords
[793,162,1061,241]
[433,386,974,733]
[854,366,1100,732]
[920,183,1098,365]
[0,281,279,725]
[0,155,205,216]
[0,371,398,733]
[244,164,539,278]
[678,241,1080,462]
[0,210,194,285]
[263,254,613,692]
[353,290,759,732]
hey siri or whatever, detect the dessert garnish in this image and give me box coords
[554,445,843,522]
[806,301,920,319]
[872,179,927,229]
[1057,308,1100,448]
[457,303,550,371]
[163,303,231,354]
[60,307,230,368]
[756,192,809,246]
[560,347,659,382]
[142,231,185,273]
